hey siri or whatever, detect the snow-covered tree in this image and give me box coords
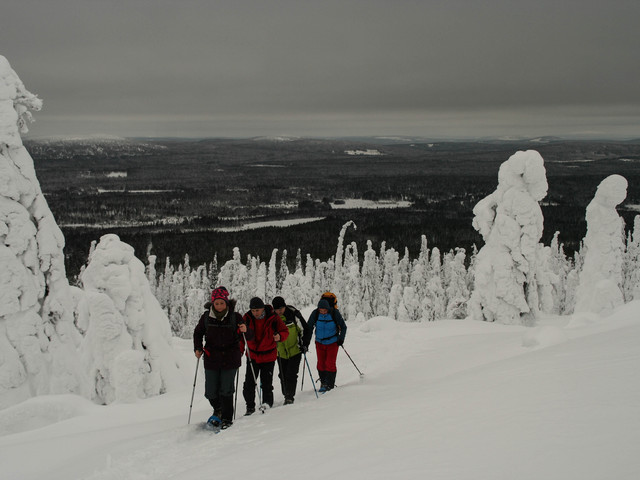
[332,220,357,303]
[278,250,289,292]
[77,234,184,404]
[0,56,87,409]
[266,248,278,302]
[378,246,399,317]
[360,241,381,319]
[469,150,548,325]
[342,244,362,321]
[218,247,250,310]
[574,175,627,315]
[443,248,470,319]
[146,254,158,294]
[424,247,446,321]
[622,215,640,302]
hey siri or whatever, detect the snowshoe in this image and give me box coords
[259,403,270,414]
[204,414,222,433]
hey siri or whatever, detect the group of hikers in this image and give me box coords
[193,287,348,430]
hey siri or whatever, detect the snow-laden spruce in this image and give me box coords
[0,55,87,409]
[574,174,627,315]
[469,150,551,325]
[76,234,184,404]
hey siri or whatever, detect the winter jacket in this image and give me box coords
[304,307,347,346]
[241,305,289,363]
[276,306,309,359]
[193,300,253,370]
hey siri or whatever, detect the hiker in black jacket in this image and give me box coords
[193,287,252,429]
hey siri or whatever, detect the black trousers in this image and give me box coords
[204,368,237,422]
[277,353,302,400]
[243,360,275,408]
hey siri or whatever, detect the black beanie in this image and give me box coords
[249,297,265,309]
[318,298,331,310]
[272,296,286,309]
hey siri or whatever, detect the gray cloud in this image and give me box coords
[3,0,639,138]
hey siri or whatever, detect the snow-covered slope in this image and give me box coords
[1,303,639,480]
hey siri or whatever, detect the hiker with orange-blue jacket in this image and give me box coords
[303,295,347,392]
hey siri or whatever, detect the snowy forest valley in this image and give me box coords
[29,136,640,278]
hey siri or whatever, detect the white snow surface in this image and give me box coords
[1,302,639,480]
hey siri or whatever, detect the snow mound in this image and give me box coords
[521,326,568,348]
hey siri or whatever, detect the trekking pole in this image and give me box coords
[187,356,200,425]
[233,368,239,420]
[242,332,262,407]
[300,359,306,392]
[276,354,286,399]
[341,345,364,377]
[303,352,319,398]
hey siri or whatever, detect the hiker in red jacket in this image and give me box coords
[241,297,289,414]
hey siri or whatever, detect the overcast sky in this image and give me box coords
[3,0,639,139]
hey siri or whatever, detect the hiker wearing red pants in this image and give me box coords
[303,296,347,392]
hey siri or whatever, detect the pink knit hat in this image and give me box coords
[211,286,230,303]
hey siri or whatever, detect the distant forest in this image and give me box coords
[28,137,640,279]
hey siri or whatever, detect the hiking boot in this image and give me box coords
[319,385,328,393]
[244,407,255,416]
[221,420,233,430]
[284,398,294,405]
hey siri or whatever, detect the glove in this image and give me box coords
[337,339,344,347]
[300,345,308,354]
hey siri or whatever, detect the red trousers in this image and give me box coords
[315,342,339,372]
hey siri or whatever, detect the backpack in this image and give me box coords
[321,291,338,309]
